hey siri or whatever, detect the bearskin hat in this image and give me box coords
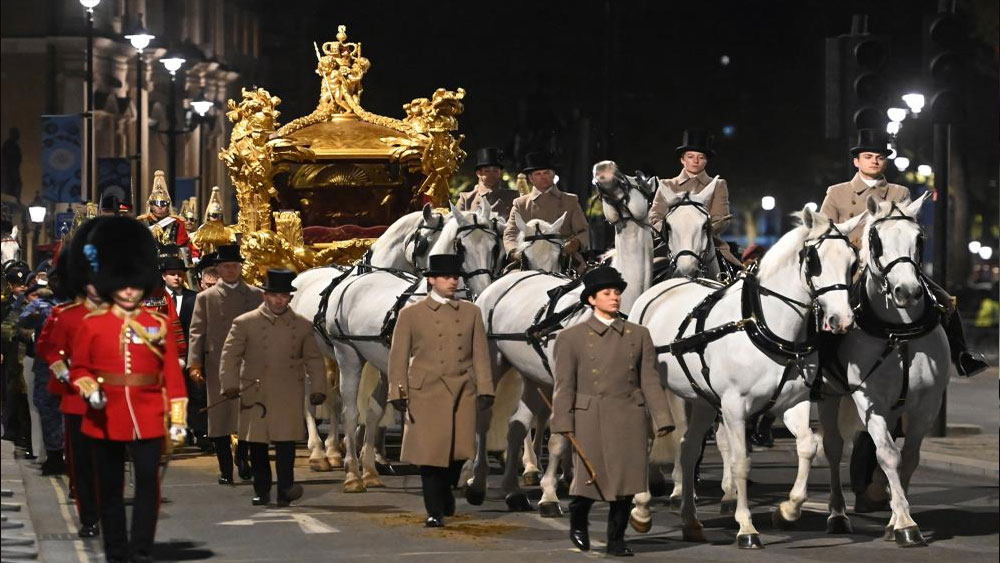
[78,216,159,302]
[62,216,106,299]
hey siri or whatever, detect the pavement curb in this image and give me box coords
[0,440,39,561]
[919,450,1000,481]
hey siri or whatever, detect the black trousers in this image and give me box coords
[569,495,632,543]
[212,437,250,480]
[419,462,463,518]
[249,441,296,497]
[92,438,162,560]
[64,414,98,527]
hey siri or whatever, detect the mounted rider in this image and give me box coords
[456,147,518,220]
[820,129,987,377]
[135,170,198,261]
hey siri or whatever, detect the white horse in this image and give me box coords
[654,182,722,280]
[1,225,20,264]
[467,161,655,514]
[806,193,945,546]
[303,203,501,492]
[631,207,863,548]
[293,204,446,471]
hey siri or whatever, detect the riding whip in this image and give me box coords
[537,388,606,501]
[200,379,260,413]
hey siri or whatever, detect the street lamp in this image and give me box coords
[189,90,215,210]
[160,51,186,201]
[902,93,925,115]
[125,14,154,211]
[886,107,907,123]
[917,164,933,177]
[79,0,100,202]
[894,157,910,171]
[979,246,994,260]
[28,196,47,267]
[968,240,982,254]
[886,121,901,135]
[190,91,213,117]
[761,196,775,211]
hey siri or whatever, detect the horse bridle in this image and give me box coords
[520,224,565,269]
[799,219,857,297]
[867,203,925,297]
[453,215,503,283]
[405,214,444,266]
[661,192,713,275]
[594,170,655,229]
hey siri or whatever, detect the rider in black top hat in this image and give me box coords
[457,148,518,220]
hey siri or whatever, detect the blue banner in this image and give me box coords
[40,115,83,202]
[97,158,132,208]
[175,177,197,204]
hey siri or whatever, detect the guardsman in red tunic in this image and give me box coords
[67,216,188,563]
[35,219,106,538]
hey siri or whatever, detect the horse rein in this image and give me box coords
[405,215,445,267]
[866,203,926,298]
[453,215,503,286]
[801,220,857,298]
[661,192,713,276]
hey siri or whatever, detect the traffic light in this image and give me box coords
[924,9,965,123]
[824,15,889,139]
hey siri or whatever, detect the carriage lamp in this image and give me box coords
[902,93,925,115]
[893,157,910,172]
[761,196,776,211]
[886,107,907,123]
[968,241,982,254]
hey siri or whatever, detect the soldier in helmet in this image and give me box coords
[456,147,517,219]
[135,170,197,260]
[191,186,237,257]
[67,216,188,563]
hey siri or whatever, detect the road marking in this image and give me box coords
[218,510,338,534]
[49,476,91,562]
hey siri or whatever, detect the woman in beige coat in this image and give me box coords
[388,254,494,528]
[551,266,674,556]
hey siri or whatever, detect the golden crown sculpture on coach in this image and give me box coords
[218,25,467,284]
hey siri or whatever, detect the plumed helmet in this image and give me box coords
[147,170,172,208]
[77,216,160,302]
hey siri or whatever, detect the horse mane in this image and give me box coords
[369,210,425,254]
[756,211,831,279]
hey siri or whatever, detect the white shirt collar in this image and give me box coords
[221,280,240,289]
[430,289,452,304]
[594,313,615,326]
[861,176,879,187]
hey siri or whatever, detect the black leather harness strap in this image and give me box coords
[312,265,356,351]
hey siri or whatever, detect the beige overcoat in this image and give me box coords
[388,296,495,468]
[187,281,263,436]
[820,172,911,246]
[648,169,731,235]
[551,317,674,500]
[502,187,590,254]
[457,185,518,220]
[218,304,326,443]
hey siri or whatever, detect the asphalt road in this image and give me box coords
[22,430,998,562]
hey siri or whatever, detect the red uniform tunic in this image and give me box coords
[136,213,200,258]
[70,305,187,441]
[37,299,97,416]
[143,289,188,363]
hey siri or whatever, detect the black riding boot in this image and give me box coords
[606,498,634,556]
[568,496,593,551]
[927,280,988,376]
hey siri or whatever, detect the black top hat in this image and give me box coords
[850,129,891,157]
[424,254,463,277]
[215,244,244,263]
[159,256,188,272]
[259,268,296,293]
[474,147,504,170]
[675,128,716,158]
[522,152,557,174]
[580,266,628,305]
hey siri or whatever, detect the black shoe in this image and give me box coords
[425,516,445,528]
[77,523,99,538]
[276,484,303,507]
[252,495,270,506]
[40,455,66,476]
[237,459,253,481]
[606,540,634,556]
[218,475,233,485]
[569,527,590,551]
[957,352,989,377]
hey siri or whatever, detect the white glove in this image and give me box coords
[87,389,107,410]
[169,424,187,445]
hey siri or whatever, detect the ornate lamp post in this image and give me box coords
[160,52,186,200]
[124,14,154,209]
[79,0,101,201]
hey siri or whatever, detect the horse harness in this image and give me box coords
[404,214,445,266]
[453,215,504,285]
[657,192,715,278]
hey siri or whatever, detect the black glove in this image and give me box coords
[390,399,408,412]
[477,395,495,410]
[309,392,326,406]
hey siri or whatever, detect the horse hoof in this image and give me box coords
[309,457,332,472]
[343,478,367,493]
[327,455,344,469]
[669,496,683,512]
[736,533,764,549]
[522,471,540,487]
[826,515,853,534]
[883,524,895,541]
[465,488,485,506]
[629,514,652,534]
[719,499,737,515]
[771,508,796,530]
[362,474,385,489]
[681,524,706,543]
[505,493,532,512]
[538,501,563,518]
[648,480,668,498]
[894,526,926,547]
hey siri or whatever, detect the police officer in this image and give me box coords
[68,216,188,563]
[1,260,32,453]
[456,147,518,219]
[219,269,327,506]
[503,152,590,262]
[187,244,263,484]
[388,254,495,527]
[551,266,674,556]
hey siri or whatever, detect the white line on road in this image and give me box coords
[49,475,91,562]
[218,509,338,534]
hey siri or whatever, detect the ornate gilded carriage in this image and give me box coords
[218,25,466,283]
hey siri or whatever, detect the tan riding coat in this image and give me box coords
[457,184,518,220]
[502,187,590,254]
[648,169,731,235]
[187,280,263,436]
[551,317,674,500]
[388,296,495,468]
[219,304,326,443]
[820,172,911,246]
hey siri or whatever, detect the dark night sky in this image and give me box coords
[253,0,998,212]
